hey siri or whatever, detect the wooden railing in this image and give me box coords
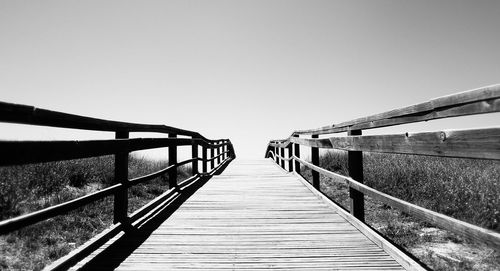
[0,101,235,268]
[265,84,500,251]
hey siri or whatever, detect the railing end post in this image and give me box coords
[293,135,300,175]
[348,129,364,222]
[311,134,320,190]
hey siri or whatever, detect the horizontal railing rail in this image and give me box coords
[0,101,210,140]
[265,84,500,251]
[0,101,236,238]
[292,84,500,136]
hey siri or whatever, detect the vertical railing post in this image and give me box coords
[168,133,177,189]
[274,147,280,165]
[225,141,229,159]
[311,134,320,190]
[348,129,364,221]
[287,143,293,172]
[192,138,198,176]
[223,141,227,160]
[210,144,215,170]
[294,135,300,174]
[280,147,285,169]
[202,144,208,173]
[216,140,221,165]
[221,141,225,160]
[113,131,129,224]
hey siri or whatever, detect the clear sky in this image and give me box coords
[1,1,499,159]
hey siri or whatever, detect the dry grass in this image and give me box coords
[0,155,190,270]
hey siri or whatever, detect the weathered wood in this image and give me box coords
[290,136,332,148]
[206,151,230,162]
[0,100,235,241]
[113,131,129,224]
[0,138,193,166]
[225,141,228,160]
[128,186,180,224]
[293,156,500,250]
[268,139,291,148]
[225,141,230,159]
[266,150,276,160]
[280,147,286,168]
[202,145,208,173]
[228,141,236,159]
[195,140,227,148]
[294,170,426,271]
[210,146,215,170]
[294,135,300,174]
[192,141,199,175]
[128,158,199,186]
[71,159,415,270]
[168,133,177,189]
[216,140,221,164]
[289,128,500,160]
[311,134,320,190]
[348,130,364,222]
[53,159,233,270]
[274,146,279,163]
[273,151,292,162]
[0,101,218,141]
[294,84,500,135]
[287,143,293,172]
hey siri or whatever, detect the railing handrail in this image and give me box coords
[270,84,500,143]
[265,84,500,251]
[0,101,236,237]
[0,101,218,141]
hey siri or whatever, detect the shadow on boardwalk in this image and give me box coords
[77,161,232,270]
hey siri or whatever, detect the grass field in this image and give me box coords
[301,150,500,271]
[1,151,498,270]
[0,155,190,270]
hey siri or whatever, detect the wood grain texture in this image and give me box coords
[288,128,500,160]
[0,138,193,166]
[293,84,500,135]
[293,171,425,271]
[70,159,416,270]
[0,101,229,142]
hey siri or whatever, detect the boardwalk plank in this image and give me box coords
[70,159,421,270]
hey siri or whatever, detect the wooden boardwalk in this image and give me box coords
[72,159,412,270]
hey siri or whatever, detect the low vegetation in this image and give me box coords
[2,150,498,270]
[302,151,500,271]
[0,155,190,270]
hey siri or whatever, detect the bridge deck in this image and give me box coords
[72,159,408,270]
